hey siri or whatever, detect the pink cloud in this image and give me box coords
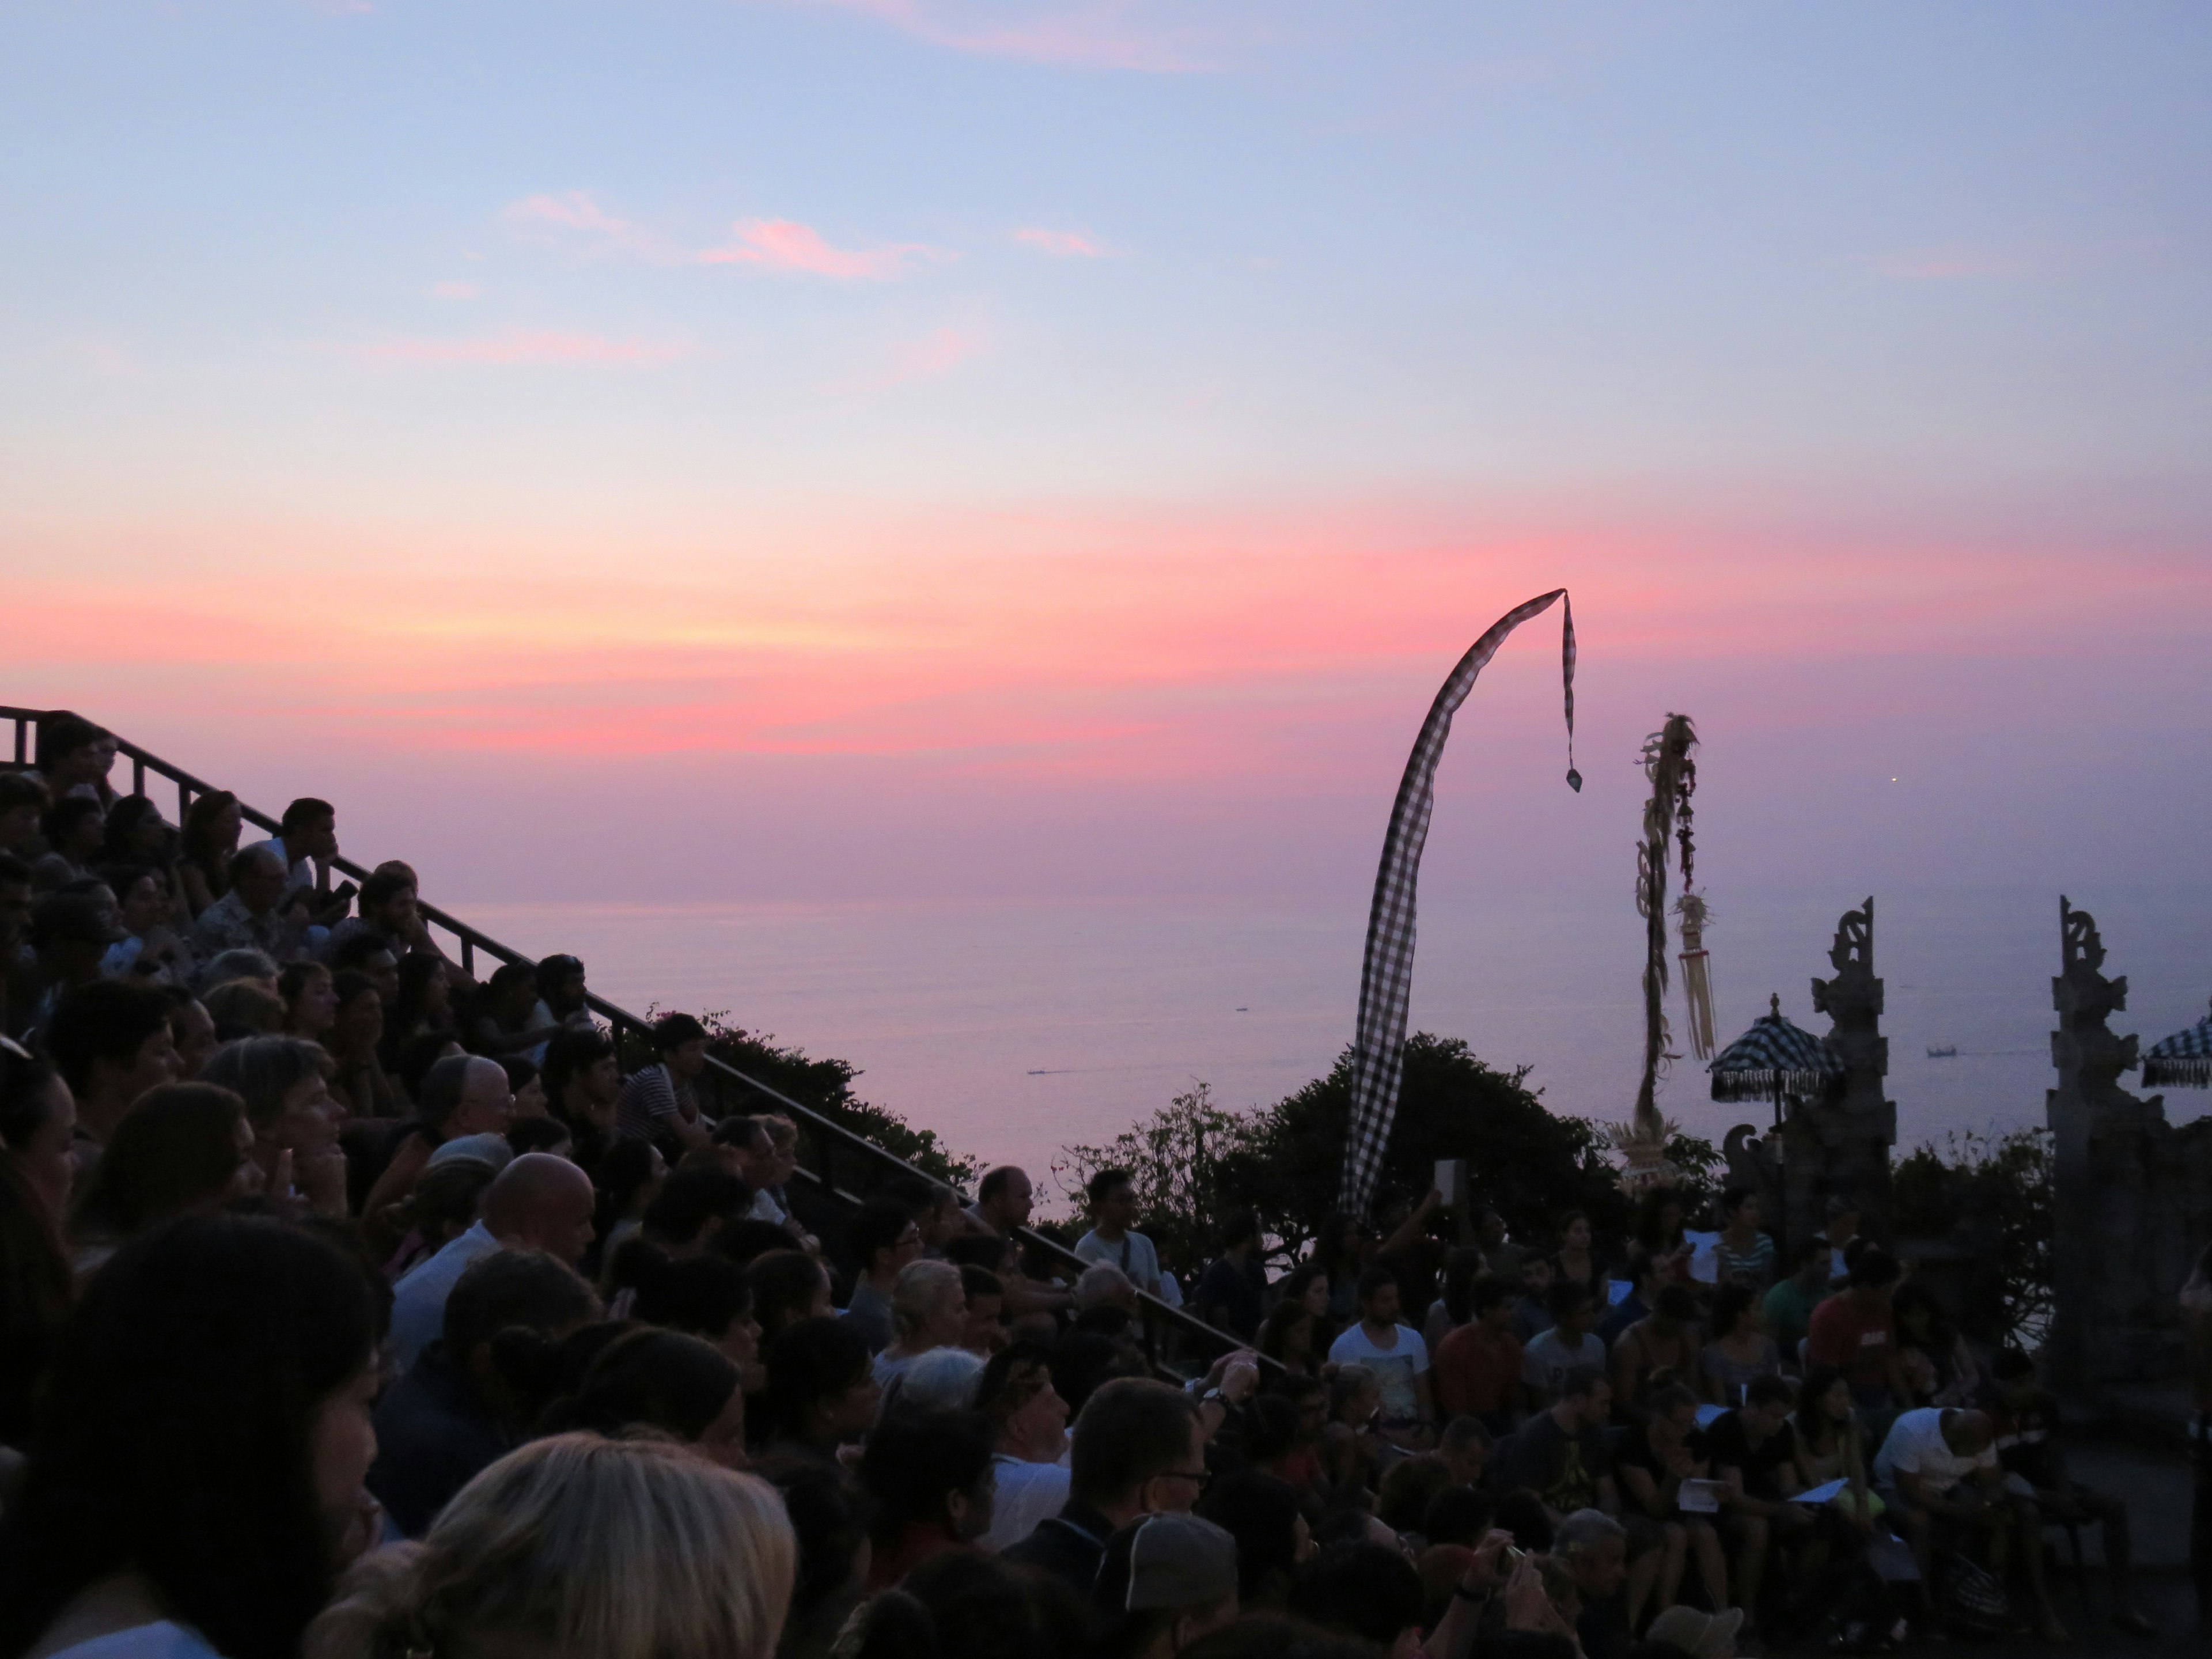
[893,325,982,381]
[791,0,1238,72]
[1012,226,1114,258]
[500,191,673,259]
[351,328,695,366]
[698,218,951,279]
[431,281,480,300]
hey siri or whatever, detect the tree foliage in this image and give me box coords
[1054,1084,1247,1274]
[1892,1126,2054,1347]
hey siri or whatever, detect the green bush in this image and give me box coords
[1893,1126,2053,1347]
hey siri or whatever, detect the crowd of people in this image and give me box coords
[0,715,2170,1657]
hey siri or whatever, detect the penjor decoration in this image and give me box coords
[1607,714,1698,1184]
[1336,589,1580,1216]
[1675,892,1717,1062]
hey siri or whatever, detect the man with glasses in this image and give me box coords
[1003,1377,1208,1597]
[841,1196,926,1353]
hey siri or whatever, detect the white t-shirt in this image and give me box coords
[982,1453,1073,1552]
[1521,1327,1608,1395]
[1327,1321,1430,1423]
[1074,1228,1161,1297]
[45,1623,224,1659]
[1873,1407,1999,1495]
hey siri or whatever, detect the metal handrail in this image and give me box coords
[2,704,1264,1370]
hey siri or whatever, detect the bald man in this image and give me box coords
[387,1151,596,1373]
[1875,1405,2066,1639]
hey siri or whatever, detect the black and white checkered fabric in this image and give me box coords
[2145,1014,2212,1089]
[1338,589,1576,1215]
[1707,1010,1843,1103]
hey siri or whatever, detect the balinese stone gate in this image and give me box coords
[1798,897,1896,1246]
[2046,897,2191,1400]
[1721,897,1895,1251]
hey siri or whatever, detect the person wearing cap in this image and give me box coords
[1644,1603,1743,1659]
[1002,1377,1207,1597]
[1090,1510,1240,1658]
[385,1150,597,1372]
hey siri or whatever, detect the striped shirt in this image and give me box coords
[615,1063,691,1142]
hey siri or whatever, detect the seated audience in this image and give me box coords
[361,1052,517,1223]
[859,1407,997,1588]
[588,1138,664,1268]
[203,976,287,1037]
[1699,1282,1782,1406]
[385,1150,596,1372]
[0,1043,75,1446]
[41,982,184,1172]
[1286,1540,1425,1656]
[103,862,193,986]
[1198,1469,1308,1611]
[380,1154,498,1281]
[760,1316,881,1465]
[959,1263,1007,1355]
[325,863,436,975]
[1711,1188,1776,1291]
[201,1035,351,1218]
[375,952,452,1076]
[176,789,243,918]
[756,1455,870,1659]
[312,1434,794,1659]
[975,1340,1073,1552]
[542,1024,621,1169]
[1426,1243,1487,1352]
[32,714,117,807]
[367,1248,600,1537]
[247,796,341,899]
[1090,1511,1242,1657]
[1892,1280,1982,1408]
[160,986,218,1078]
[1325,1264,1434,1448]
[31,796,106,895]
[1789,1364,1877,1530]
[1611,1283,1702,1422]
[323,969,396,1118]
[1552,1508,1635,1659]
[1194,1209,1267,1342]
[1434,1272,1528,1431]
[1705,1373,1808,1636]
[1317,1363,1383,1500]
[873,1257,968,1385]
[276,961,336,1043]
[1805,1245,1906,1408]
[498,1054,547,1119]
[0,1217,381,1659]
[967,1163,1036,1237]
[1002,1376,1207,1596]
[1600,1246,1663,1346]
[0,774,48,859]
[196,946,280,999]
[1552,1207,1610,1306]
[1437,1411,1492,1489]
[28,893,123,1020]
[1513,1253,1559,1342]
[189,844,310,962]
[751,1247,837,1342]
[1522,1279,1608,1407]
[1615,1381,1726,1619]
[1759,1235,1831,1365]
[556,1325,747,1467]
[67,1083,260,1272]
[616,1012,713,1151]
[619,1240,764,1381]
[1257,1294,1324,1380]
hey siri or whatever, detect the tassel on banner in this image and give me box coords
[1676,892,1717,1062]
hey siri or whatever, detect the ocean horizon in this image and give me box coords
[456,881,2212,1217]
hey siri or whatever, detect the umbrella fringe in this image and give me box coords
[1710,1070,1838,1103]
[2144,1057,2212,1089]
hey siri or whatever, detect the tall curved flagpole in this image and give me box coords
[1337,588,1580,1215]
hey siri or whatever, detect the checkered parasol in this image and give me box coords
[1337,589,1578,1216]
[2145,1001,2212,1089]
[1708,994,1844,1104]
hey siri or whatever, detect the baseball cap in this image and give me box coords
[427,1132,515,1173]
[1648,1604,1744,1659]
[1092,1513,1238,1613]
[31,892,126,949]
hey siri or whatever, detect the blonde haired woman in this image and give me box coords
[306,1435,795,1659]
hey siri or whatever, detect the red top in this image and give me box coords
[1433,1323,1525,1418]
[1806,1294,1894,1394]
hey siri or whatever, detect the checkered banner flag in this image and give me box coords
[1338,588,1579,1215]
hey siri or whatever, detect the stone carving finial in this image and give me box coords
[2061,895,2107,974]
[1828,896,1873,974]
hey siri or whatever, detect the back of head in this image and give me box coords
[1376,1452,1453,1533]
[1849,1245,1900,1291]
[71,1082,247,1237]
[418,1053,478,1134]
[441,1248,598,1358]
[42,978,173,1094]
[628,1249,751,1340]
[651,1012,707,1055]
[1198,1469,1302,1601]
[482,1151,592,1237]
[1554,1507,1626,1562]
[859,1408,994,1542]
[891,1257,961,1338]
[0,1217,376,1659]
[642,1164,751,1248]
[850,1195,915,1268]
[710,1217,797,1270]
[200,1035,331,1131]
[764,1316,871,1438]
[1069,1377,1202,1512]
[204,980,287,1037]
[563,1327,740,1443]
[1288,1540,1424,1648]
[748,1248,827,1338]
[306,1434,794,1659]
[1423,1484,1495,1548]
[884,1346,986,1415]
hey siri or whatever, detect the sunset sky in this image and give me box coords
[3,1,2207,925]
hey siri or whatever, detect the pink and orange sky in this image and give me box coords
[3,2,2209,918]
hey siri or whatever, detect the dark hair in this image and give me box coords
[1069,1377,1202,1510]
[859,1408,994,1546]
[415,1052,480,1135]
[1423,1485,1495,1547]
[1546,1277,1594,1322]
[626,1247,753,1340]
[395,1031,457,1103]
[1744,1373,1795,1410]
[200,1035,329,1133]
[757,1455,873,1656]
[41,979,173,1094]
[1242,1392,1302,1464]
[1654,1283,1701,1323]
[542,1025,615,1116]
[327,931,395,974]
[960,1264,1003,1302]
[559,1327,739,1442]
[1470,1272,1517,1317]
[1256,1300,1315,1369]
[1848,1245,1901,1291]
[39,795,103,856]
[1556,1366,1606,1403]
[1708,1281,1757,1341]
[1282,1259,1330,1310]
[385,953,447,1046]
[650,1012,708,1055]
[329,968,378,1016]
[400,1157,496,1244]
[976,1165,1023,1205]
[278,797,334,834]
[69,1083,246,1239]
[850,1196,915,1271]
[890,1551,1067,1659]
[1288,1541,1425,1647]
[1634,1185,1687,1251]
[99,795,167,862]
[35,714,106,775]
[642,1164,751,1249]
[750,1248,829,1340]
[1785,1234,1827,1271]
[179,790,240,885]
[533,953,584,998]
[975,1340,1055,1425]
[1354,1263,1397,1304]
[506,1117,570,1156]
[484,961,536,1005]
[0,1041,67,1153]
[0,775,46,817]
[0,1065,70,1442]
[1201,1469,1303,1604]
[1648,1380,1699,1418]
[708,1217,798,1269]
[1437,1246,1485,1324]
[357,866,415,914]
[1890,1278,1955,1348]
[1793,1364,1853,1452]
[764,1316,872,1441]
[1219,1208,1260,1251]
[0,1218,375,1659]
[711,1113,764,1151]
[1376,1452,1453,1532]
[945,1234,1013,1272]
[440,1248,597,1357]
[1086,1166,1132,1209]
[226,843,283,888]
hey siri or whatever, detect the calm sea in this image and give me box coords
[462,882,2212,1210]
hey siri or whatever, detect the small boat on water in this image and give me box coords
[1926,1044,1957,1058]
